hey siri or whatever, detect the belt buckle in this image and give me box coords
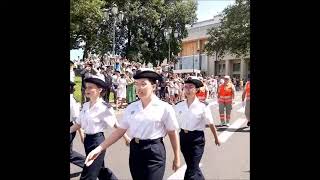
[184,130,188,133]
[135,138,140,144]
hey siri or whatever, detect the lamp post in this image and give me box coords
[193,44,195,74]
[165,27,172,64]
[165,27,179,70]
[103,4,124,57]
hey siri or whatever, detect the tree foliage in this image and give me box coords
[70,0,197,65]
[70,0,106,59]
[205,0,250,59]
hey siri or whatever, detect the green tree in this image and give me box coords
[205,27,227,61]
[222,0,250,57]
[205,0,250,58]
[70,0,197,66]
[115,0,197,66]
[70,0,107,60]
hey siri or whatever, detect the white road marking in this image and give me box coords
[167,118,246,180]
[237,107,245,113]
[167,163,203,180]
[167,164,187,180]
[218,118,247,143]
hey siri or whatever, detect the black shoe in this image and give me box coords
[247,121,250,126]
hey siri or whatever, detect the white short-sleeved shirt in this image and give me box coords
[112,75,119,85]
[117,78,127,89]
[174,97,214,131]
[174,83,180,94]
[70,94,80,122]
[75,98,117,134]
[70,70,75,83]
[119,95,179,140]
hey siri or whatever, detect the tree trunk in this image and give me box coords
[127,25,131,60]
[82,47,88,61]
[128,27,131,47]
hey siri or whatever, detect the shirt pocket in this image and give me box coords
[192,109,205,122]
[175,108,183,120]
[148,111,163,129]
[89,109,104,123]
[91,117,101,123]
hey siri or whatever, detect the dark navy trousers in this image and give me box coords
[129,137,166,180]
[80,132,118,180]
[70,122,85,168]
[180,129,205,180]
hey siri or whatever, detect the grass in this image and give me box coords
[73,76,82,102]
[73,76,114,103]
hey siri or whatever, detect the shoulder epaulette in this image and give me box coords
[200,101,209,106]
[102,101,112,108]
[128,99,139,105]
[175,100,184,105]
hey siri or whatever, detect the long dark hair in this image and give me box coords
[70,85,75,94]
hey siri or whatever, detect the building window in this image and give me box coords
[233,63,240,72]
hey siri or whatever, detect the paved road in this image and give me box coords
[70,91,250,180]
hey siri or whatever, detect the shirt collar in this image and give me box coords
[84,97,104,111]
[184,96,200,109]
[138,94,159,110]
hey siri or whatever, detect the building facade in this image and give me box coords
[175,16,250,79]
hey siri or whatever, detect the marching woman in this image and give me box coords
[70,81,85,168]
[84,70,181,180]
[174,77,220,180]
[70,75,130,180]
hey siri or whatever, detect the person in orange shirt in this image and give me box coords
[196,77,208,103]
[242,76,250,126]
[217,75,235,126]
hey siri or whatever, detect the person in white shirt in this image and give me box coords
[84,70,181,180]
[174,77,220,180]
[70,61,75,83]
[211,78,218,98]
[70,75,130,180]
[116,73,127,109]
[70,81,85,168]
[168,78,175,104]
[173,80,180,102]
[178,80,185,101]
[111,71,120,107]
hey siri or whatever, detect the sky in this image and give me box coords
[196,0,235,22]
[70,0,235,60]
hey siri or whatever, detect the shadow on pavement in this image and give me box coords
[70,171,82,178]
[217,126,250,133]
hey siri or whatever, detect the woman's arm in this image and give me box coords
[167,130,181,172]
[85,128,127,166]
[70,123,81,133]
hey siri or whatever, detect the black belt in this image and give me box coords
[85,132,104,137]
[70,122,74,127]
[180,129,203,134]
[132,137,163,145]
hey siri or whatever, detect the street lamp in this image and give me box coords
[165,27,178,70]
[165,27,172,64]
[193,44,195,74]
[103,4,124,57]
